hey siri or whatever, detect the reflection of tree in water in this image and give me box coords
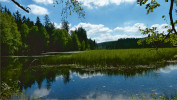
[1,57,170,92]
[62,71,71,84]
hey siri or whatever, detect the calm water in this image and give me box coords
[1,57,177,99]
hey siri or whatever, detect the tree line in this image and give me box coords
[98,38,173,49]
[0,6,97,56]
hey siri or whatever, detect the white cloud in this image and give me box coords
[71,22,172,43]
[54,22,72,29]
[151,24,170,33]
[71,23,112,35]
[28,4,49,15]
[54,23,62,29]
[114,23,147,34]
[0,0,8,2]
[93,33,144,43]
[78,0,136,9]
[71,23,145,43]
[33,0,53,5]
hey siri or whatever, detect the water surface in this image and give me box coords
[1,57,177,99]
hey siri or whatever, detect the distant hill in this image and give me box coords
[98,38,174,49]
[98,38,143,49]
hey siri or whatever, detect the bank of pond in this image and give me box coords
[1,48,177,99]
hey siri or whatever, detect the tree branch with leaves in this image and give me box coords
[11,0,85,19]
[137,0,177,47]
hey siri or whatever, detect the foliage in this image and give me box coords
[71,31,81,51]
[27,26,49,54]
[137,27,176,48]
[88,39,97,50]
[11,0,85,19]
[54,0,85,19]
[0,11,22,56]
[19,23,30,54]
[137,0,177,47]
[61,20,70,32]
[81,40,86,51]
[0,80,23,100]
[51,29,69,51]
[20,23,29,41]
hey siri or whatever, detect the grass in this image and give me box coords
[41,48,177,67]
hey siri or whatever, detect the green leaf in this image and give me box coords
[162,15,165,18]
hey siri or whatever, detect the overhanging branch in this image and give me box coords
[11,0,29,13]
[169,0,177,35]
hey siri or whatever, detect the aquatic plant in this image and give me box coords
[41,48,177,67]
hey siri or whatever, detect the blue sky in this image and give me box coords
[1,0,176,43]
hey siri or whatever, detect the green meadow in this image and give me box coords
[41,48,177,67]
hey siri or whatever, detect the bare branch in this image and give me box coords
[11,0,29,13]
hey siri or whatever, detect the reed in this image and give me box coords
[41,48,177,67]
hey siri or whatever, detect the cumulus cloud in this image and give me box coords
[93,33,144,43]
[54,22,72,29]
[28,4,49,15]
[151,24,170,33]
[78,0,136,9]
[114,23,147,34]
[54,23,62,29]
[71,22,145,43]
[33,0,53,5]
[71,22,172,43]
[71,23,112,35]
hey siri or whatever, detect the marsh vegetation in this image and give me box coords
[41,48,177,66]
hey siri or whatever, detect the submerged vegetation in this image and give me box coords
[41,48,177,67]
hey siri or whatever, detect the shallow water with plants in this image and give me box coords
[1,57,177,99]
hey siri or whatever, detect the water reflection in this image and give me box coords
[84,92,147,100]
[1,57,177,99]
[73,73,103,79]
[32,88,50,99]
[156,65,177,73]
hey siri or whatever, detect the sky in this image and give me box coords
[1,0,177,43]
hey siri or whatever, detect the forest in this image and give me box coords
[98,38,173,49]
[0,6,97,56]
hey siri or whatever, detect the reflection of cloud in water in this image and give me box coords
[55,76,62,80]
[84,92,150,100]
[32,88,50,99]
[157,65,177,74]
[73,72,103,79]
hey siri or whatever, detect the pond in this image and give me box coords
[1,57,177,99]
